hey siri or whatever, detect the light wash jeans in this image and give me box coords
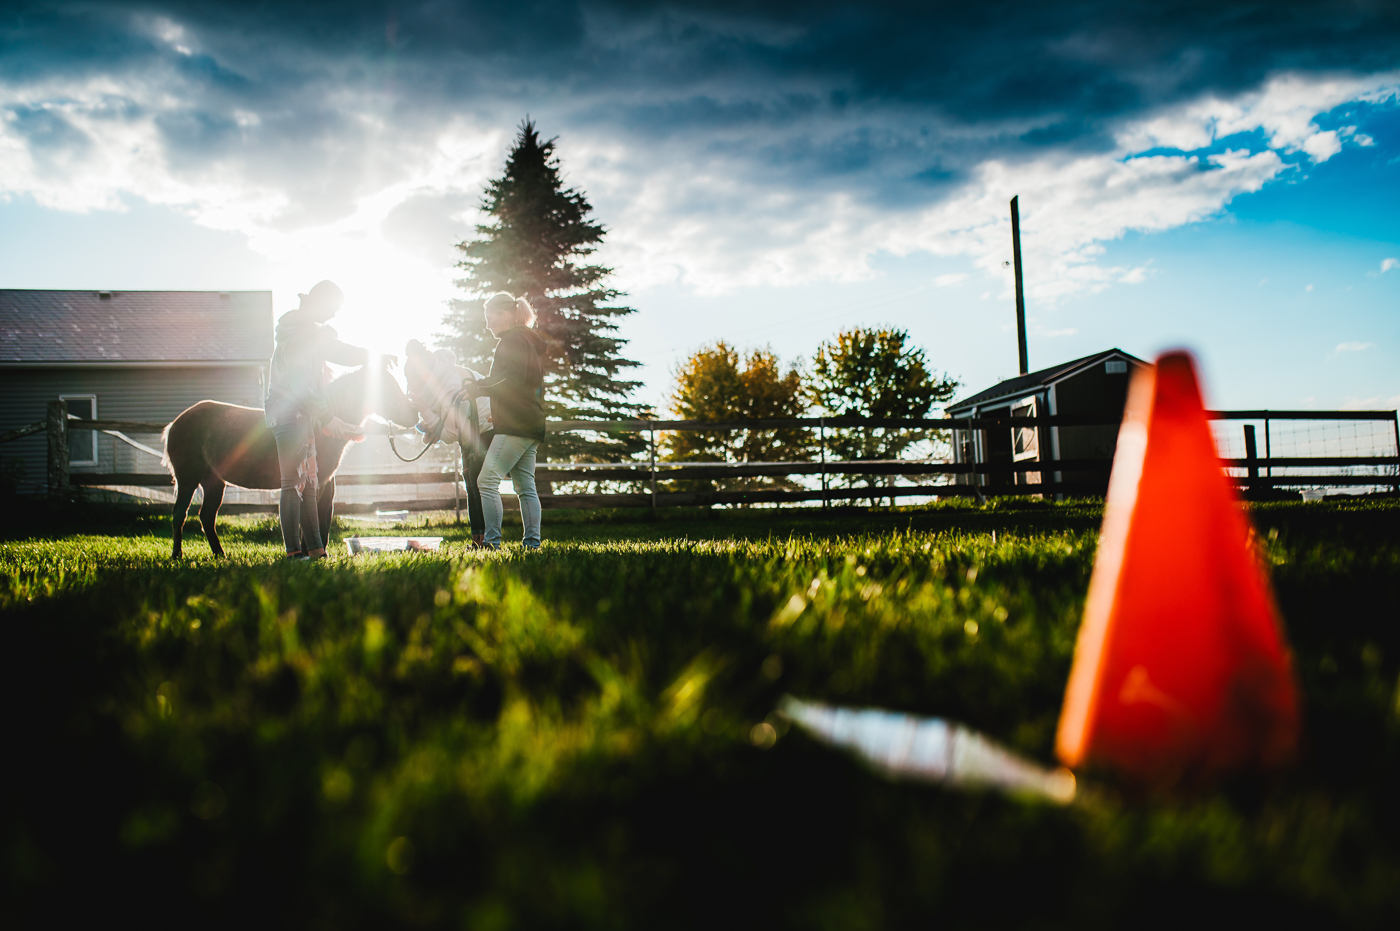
[477,435,541,548]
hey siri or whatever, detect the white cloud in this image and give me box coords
[0,62,1395,351]
[1336,341,1374,352]
[1339,394,1400,411]
[1382,257,1399,273]
[594,72,1397,302]
[1117,73,1398,160]
[0,71,507,348]
[593,139,1290,303]
[1300,129,1342,162]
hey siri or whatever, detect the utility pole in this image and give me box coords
[1010,195,1029,375]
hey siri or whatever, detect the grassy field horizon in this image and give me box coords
[3,498,1399,928]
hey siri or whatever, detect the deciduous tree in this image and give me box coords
[810,327,959,499]
[664,342,811,490]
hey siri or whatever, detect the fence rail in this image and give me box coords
[5,404,1397,508]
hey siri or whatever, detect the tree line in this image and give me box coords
[441,121,958,491]
[664,330,958,491]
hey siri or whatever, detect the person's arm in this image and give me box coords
[324,336,370,367]
[315,322,372,367]
[475,332,527,392]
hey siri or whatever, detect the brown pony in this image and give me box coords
[162,366,419,558]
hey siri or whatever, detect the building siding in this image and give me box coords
[1053,364,1132,463]
[0,365,264,493]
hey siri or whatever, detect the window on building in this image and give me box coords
[60,394,98,466]
[1011,399,1039,457]
[1011,398,1041,485]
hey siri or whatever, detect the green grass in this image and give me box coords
[2,498,1399,928]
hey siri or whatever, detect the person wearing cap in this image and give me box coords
[265,280,376,559]
[475,292,547,549]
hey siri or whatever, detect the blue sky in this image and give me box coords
[0,1,1396,413]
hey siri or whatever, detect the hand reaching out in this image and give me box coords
[321,416,366,440]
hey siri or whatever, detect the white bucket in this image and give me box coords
[346,536,443,555]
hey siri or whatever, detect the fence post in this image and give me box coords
[1263,414,1271,479]
[1392,411,1399,494]
[454,444,462,524]
[1243,424,1258,492]
[47,399,69,499]
[819,417,828,509]
[648,421,657,510]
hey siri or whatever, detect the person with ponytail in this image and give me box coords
[474,292,547,549]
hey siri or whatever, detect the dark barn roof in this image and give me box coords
[948,348,1145,412]
[0,290,273,364]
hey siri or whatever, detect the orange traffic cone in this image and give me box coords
[1055,351,1298,784]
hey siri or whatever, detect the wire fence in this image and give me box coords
[1209,411,1400,495]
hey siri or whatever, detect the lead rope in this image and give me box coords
[388,432,437,462]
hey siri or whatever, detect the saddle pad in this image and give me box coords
[345,536,444,554]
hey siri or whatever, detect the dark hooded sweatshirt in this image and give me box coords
[265,308,369,427]
[476,326,546,441]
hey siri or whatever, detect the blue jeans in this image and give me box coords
[272,418,321,553]
[477,435,540,548]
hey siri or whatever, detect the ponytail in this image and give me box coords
[484,291,537,329]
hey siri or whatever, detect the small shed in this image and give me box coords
[946,348,1147,491]
[0,290,273,494]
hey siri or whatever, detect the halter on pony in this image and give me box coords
[395,341,493,462]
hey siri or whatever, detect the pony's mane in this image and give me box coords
[324,365,414,426]
[323,366,367,419]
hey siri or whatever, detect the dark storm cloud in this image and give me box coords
[2,0,1396,222]
[11,106,91,155]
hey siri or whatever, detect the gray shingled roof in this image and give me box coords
[0,290,273,364]
[947,348,1145,411]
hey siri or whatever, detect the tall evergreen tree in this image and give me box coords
[440,120,646,462]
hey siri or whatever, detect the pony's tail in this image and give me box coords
[160,421,174,473]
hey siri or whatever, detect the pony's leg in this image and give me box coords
[317,476,336,548]
[198,476,227,557]
[464,444,486,540]
[171,479,197,559]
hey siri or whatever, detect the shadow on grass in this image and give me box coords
[2,497,1399,927]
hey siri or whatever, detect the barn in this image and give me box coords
[0,290,272,495]
[946,348,1147,491]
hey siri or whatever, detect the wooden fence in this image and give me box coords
[5,402,1398,511]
